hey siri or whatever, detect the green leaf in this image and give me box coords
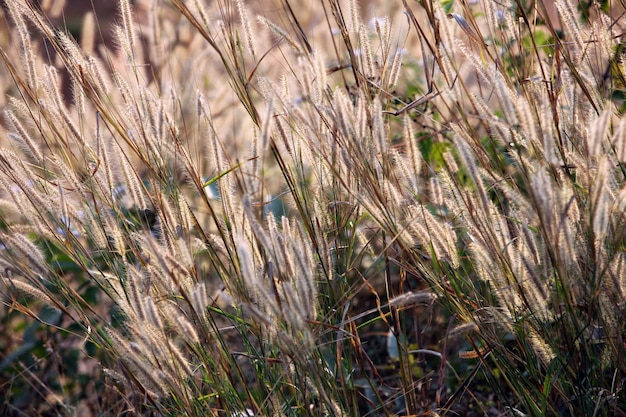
[202,161,244,188]
[441,0,455,14]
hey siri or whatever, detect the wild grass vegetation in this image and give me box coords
[0,0,625,415]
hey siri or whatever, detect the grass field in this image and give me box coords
[0,0,625,415]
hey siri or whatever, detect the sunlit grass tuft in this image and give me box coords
[0,0,625,416]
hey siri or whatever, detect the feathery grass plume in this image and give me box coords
[353,93,368,143]
[612,116,626,162]
[358,22,375,78]
[467,241,514,309]
[608,254,626,299]
[555,0,585,54]
[145,240,195,294]
[442,150,458,174]
[310,200,335,280]
[218,169,244,236]
[4,110,43,162]
[405,203,459,268]
[257,15,303,55]
[83,211,108,250]
[429,176,444,207]
[105,328,169,398]
[71,76,86,116]
[593,12,614,60]
[299,56,318,105]
[438,169,467,219]
[86,55,111,96]
[512,261,551,322]
[143,296,163,330]
[258,77,289,116]
[118,0,136,57]
[235,0,257,60]
[492,71,519,127]
[235,230,277,323]
[447,322,478,340]
[248,98,273,196]
[56,29,89,74]
[372,17,391,63]
[469,91,511,148]
[0,150,53,216]
[371,98,387,156]
[271,113,294,162]
[333,88,358,142]
[56,180,69,231]
[176,198,194,234]
[395,114,421,193]
[175,314,200,344]
[117,143,147,209]
[519,222,542,267]
[329,400,345,417]
[104,208,127,257]
[0,232,49,280]
[528,167,554,229]
[298,54,326,105]
[591,157,611,241]
[388,290,436,308]
[587,107,612,159]
[481,0,503,36]
[454,39,493,93]
[542,126,559,166]
[348,0,360,33]
[7,3,39,93]
[97,131,116,200]
[129,317,194,383]
[190,281,209,318]
[614,180,626,214]
[393,149,416,201]
[266,214,288,274]
[526,327,556,366]
[433,0,460,54]
[514,92,542,150]
[452,129,489,211]
[4,277,58,308]
[185,0,212,34]
[281,217,317,319]
[127,265,147,322]
[387,49,404,88]
[6,97,33,128]
[240,196,319,356]
[312,53,327,101]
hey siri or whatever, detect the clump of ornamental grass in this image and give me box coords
[0,0,625,416]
